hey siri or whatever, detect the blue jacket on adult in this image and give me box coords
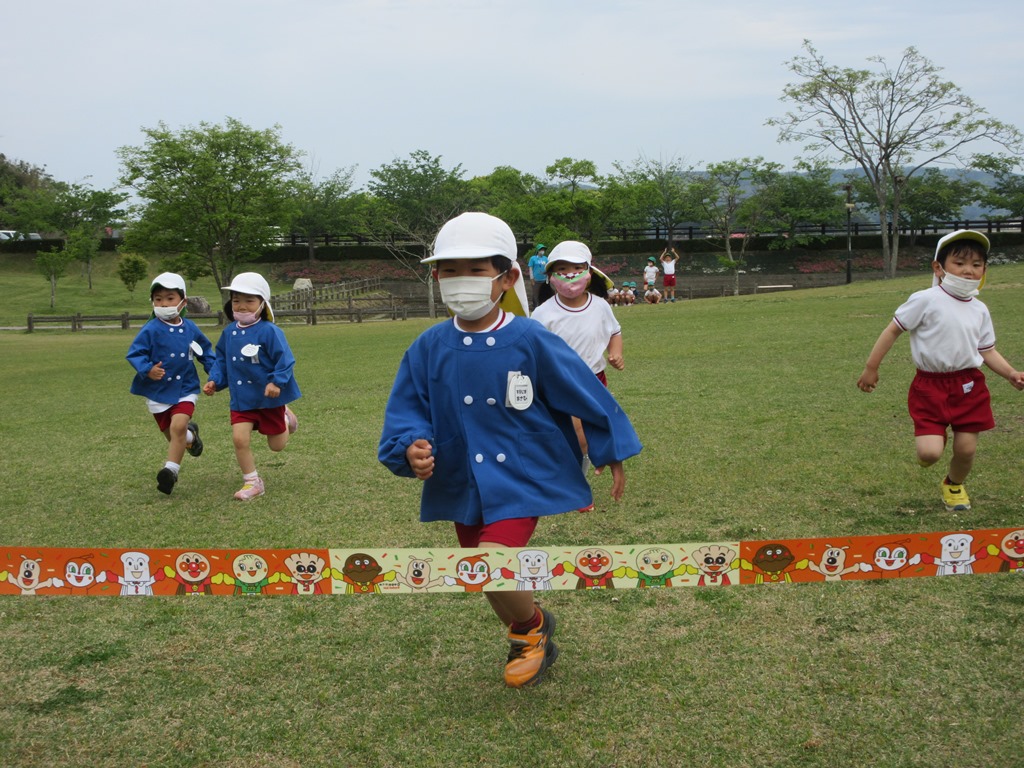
[378,316,642,525]
[127,317,215,403]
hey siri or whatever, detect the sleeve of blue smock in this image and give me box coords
[529,327,642,467]
[126,323,156,377]
[208,330,227,391]
[378,346,433,479]
[264,326,297,389]
[194,326,216,376]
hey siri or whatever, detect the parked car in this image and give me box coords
[0,230,42,240]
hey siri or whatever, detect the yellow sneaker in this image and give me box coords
[940,479,971,512]
[504,608,558,688]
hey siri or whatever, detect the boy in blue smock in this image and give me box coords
[126,272,214,495]
[204,272,300,501]
[379,212,642,688]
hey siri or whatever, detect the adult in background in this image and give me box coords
[526,244,548,308]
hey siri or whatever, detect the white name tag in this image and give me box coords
[962,381,974,395]
[506,371,534,411]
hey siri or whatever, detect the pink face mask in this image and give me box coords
[234,302,264,326]
[550,269,591,299]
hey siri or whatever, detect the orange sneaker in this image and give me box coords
[504,607,558,688]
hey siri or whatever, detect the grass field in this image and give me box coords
[1,260,1022,767]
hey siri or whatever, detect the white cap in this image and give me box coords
[545,241,592,270]
[423,212,517,263]
[933,230,989,261]
[931,230,990,289]
[222,272,272,302]
[151,272,187,295]
[546,240,613,290]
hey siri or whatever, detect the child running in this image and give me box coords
[857,230,1023,511]
[531,240,624,490]
[378,212,642,688]
[126,272,214,495]
[203,272,300,501]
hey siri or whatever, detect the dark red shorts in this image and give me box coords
[908,368,994,436]
[663,274,676,287]
[153,401,195,432]
[596,370,608,387]
[455,517,538,548]
[231,405,288,436]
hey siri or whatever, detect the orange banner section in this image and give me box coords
[0,527,1021,596]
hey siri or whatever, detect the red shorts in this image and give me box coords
[596,370,608,387]
[231,405,288,436]
[153,401,195,432]
[455,517,538,548]
[663,274,676,287]
[908,369,994,436]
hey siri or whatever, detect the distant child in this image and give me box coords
[660,246,679,302]
[643,256,659,291]
[644,285,663,304]
[857,230,1024,511]
[378,213,642,688]
[203,272,300,501]
[532,241,624,489]
[126,272,214,495]
[606,282,621,306]
[621,282,636,305]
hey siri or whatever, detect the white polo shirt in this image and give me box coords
[893,286,995,372]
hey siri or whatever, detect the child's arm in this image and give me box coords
[606,334,624,371]
[593,460,626,501]
[857,321,903,392]
[980,348,1024,390]
[126,327,162,380]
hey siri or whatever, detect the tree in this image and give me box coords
[364,150,474,317]
[757,161,843,248]
[117,118,302,289]
[544,157,602,238]
[693,157,781,294]
[35,248,75,308]
[116,252,150,300]
[877,169,980,243]
[289,164,358,263]
[975,155,1024,219]
[770,41,1024,277]
[609,154,695,243]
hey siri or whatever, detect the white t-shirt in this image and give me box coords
[643,264,659,285]
[661,257,677,276]
[531,294,621,374]
[893,285,995,372]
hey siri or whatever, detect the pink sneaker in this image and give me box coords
[234,477,265,501]
[285,406,298,435]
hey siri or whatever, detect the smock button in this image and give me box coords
[232,331,237,336]
[474,454,484,463]
[487,398,496,405]
[463,396,473,405]
[175,375,181,380]
[462,337,472,346]
[236,380,242,385]
[496,453,506,462]
[486,337,495,346]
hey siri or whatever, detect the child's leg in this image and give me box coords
[947,431,978,484]
[165,412,190,465]
[232,422,257,474]
[266,406,297,452]
[915,434,946,467]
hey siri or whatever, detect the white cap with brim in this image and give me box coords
[422,212,518,263]
[222,272,275,321]
[932,230,990,288]
[151,272,187,295]
[545,240,614,291]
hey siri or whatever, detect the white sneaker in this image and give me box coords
[234,477,265,501]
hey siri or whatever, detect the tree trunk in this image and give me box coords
[427,269,437,318]
[50,275,56,308]
[877,211,895,279]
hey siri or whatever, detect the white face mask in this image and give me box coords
[153,301,185,321]
[439,273,505,321]
[939,270,981,299]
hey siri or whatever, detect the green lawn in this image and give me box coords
[1,264,1022,767]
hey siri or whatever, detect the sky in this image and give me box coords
[4,0,1023,193]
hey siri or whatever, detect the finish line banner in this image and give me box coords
[2,527,1022,596]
